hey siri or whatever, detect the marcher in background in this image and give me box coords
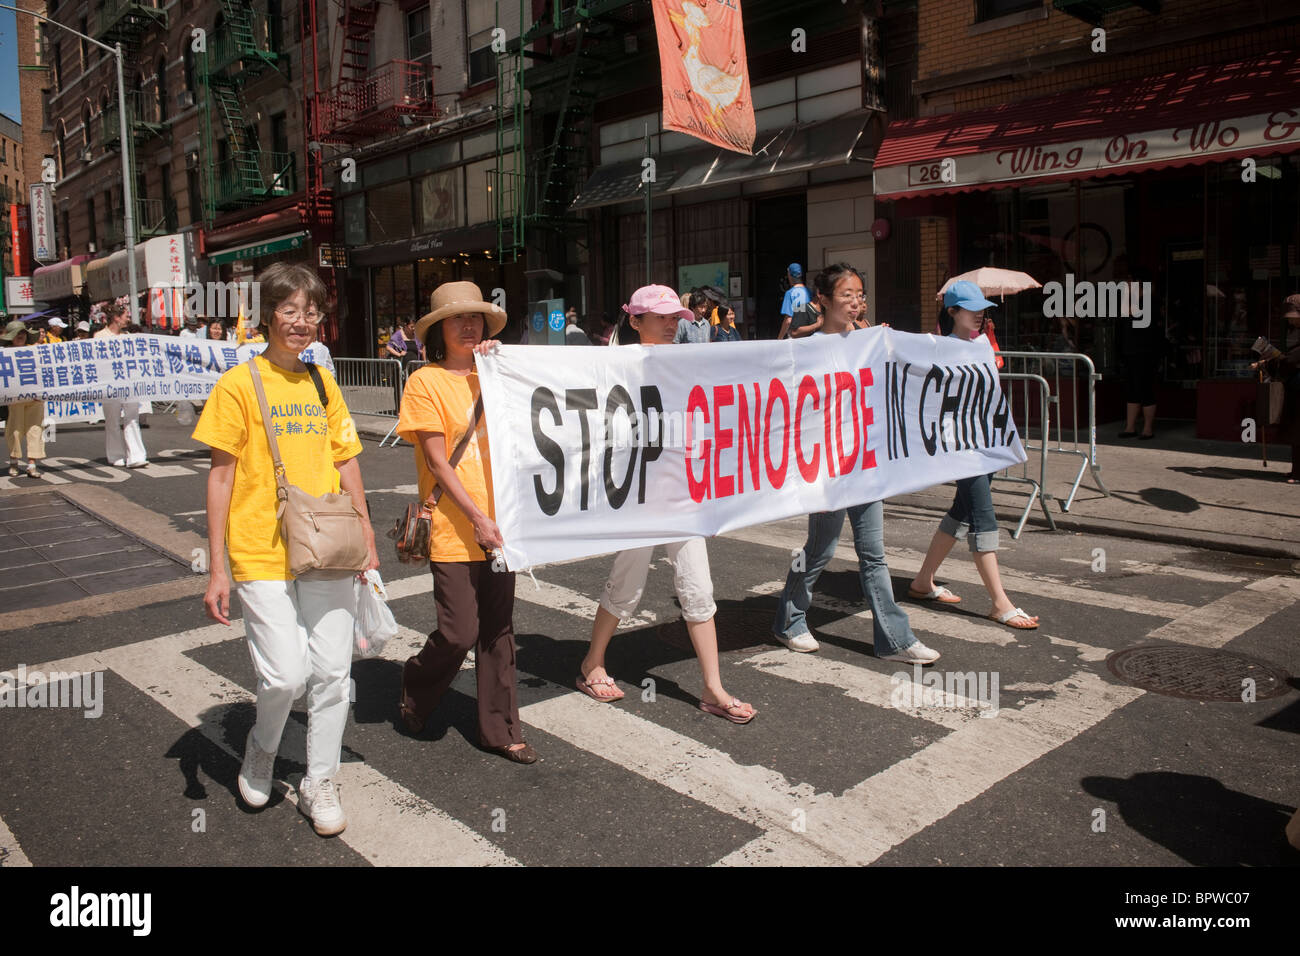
[2,321,45,478]
[907,280,1039,630]
[777,263,810,340]
[207,319,226,341]
[1118,266,1159,440]
[773,264,940,661]
[397,281,538,764]
[564,306,591,345]
[674,289,712,343]
[196,261,377,837]
[711,304,742,342]
[577,284,756,723]
[94,303,148,469]
[74,322,91,340]
[1251,294,1300,483]
[179,315,203,340]
[42,318,67,343]
[788,296,823,338]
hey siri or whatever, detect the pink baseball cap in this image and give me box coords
[624,284,692,320]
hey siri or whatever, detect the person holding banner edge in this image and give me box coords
[907,280,1039,630]
[576,284,756,724]
[396,281,539,764]
[773,263,942,663]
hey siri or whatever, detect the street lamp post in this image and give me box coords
[1,5,139,323]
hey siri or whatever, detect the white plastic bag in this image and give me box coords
[354,569,398,658]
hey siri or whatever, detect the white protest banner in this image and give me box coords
[0,335,240,406]
[476,328,1027,570]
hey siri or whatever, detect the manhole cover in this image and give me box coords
[653,608,773,653]
[1105,645,1292,702]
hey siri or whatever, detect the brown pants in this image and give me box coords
[401,560,521,748]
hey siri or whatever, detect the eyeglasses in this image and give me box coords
[275,307,326,326]
[834,293,866,303]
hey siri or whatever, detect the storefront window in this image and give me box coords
[465,158,496,225]
[372,266,394,324]
[393,263,415,325]
[367,182,413,243]
[416,258,443,313]
[416,169,464,233]
[342,193,365,246]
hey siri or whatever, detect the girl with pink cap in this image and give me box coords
[576,284,756,724]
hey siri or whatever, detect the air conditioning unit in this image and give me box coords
[177,91,195,109]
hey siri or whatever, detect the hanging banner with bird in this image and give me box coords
[651,0,756,155]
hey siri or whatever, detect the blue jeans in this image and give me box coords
[938,473,999,552]
[772,500,917,656]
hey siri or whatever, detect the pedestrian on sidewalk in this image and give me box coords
[907,280,1038,630]
[2,321,45,479]
[777,263,810,340]
[396,281,539,764]
[674,289,713,343]
[196,262,379,837]
[1251,293,1300,483]
[772,264,940,663]
[1118,266,1160,440]
[576,284,756,723]
[94,303,148,469]
[711,304,742,342]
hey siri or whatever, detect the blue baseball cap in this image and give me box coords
[788,263,803,278]
[943,280,997,311]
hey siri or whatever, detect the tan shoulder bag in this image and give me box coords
[247,358,369,575]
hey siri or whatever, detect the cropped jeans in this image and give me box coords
[772,500,917,656]
[939,473,1000,553]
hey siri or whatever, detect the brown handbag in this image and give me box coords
[247,358,370,576]
[388,395,483,563]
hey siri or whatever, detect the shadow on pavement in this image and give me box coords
[1082,771,1300,865]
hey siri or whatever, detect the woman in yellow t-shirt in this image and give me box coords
[395,281,537,764]
[194,262,379,837]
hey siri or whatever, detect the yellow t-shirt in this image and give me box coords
[395,365,494,562]
[192,355,363,581]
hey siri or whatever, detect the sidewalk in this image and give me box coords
[355,413,1300,560]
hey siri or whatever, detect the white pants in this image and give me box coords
[599,537,717,623]
[103,399,146,466]
[236,576,356,782]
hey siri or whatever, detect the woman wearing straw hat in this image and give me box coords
[575,284,756,724]
[396,281,539,764]
[2,321,45,478]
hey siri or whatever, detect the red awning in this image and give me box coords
[874,50,1300,200]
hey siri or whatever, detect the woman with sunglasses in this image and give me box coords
[906,280,1038,630]
[773,264,940,662]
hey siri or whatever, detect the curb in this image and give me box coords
[889,493,1300,563]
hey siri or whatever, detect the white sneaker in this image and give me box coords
[879,641,941,664]
[238,728,276,808]
[110,459,126,468]
[777,632,820,653]
[298,777,346,836]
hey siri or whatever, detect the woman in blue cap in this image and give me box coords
[907,280,1039,629]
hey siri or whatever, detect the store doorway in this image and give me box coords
[752,193,807,339]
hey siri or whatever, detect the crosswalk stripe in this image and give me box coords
[749,579,1021,647]
[95,628,517,866]
[717,669,1144,865]
[1146,574,1300,649]
[0,812,32,867]
[722,522,1195,619]
[1058,557,1249,585]
[737,649,984,729]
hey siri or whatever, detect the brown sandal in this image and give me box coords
[486,742,538,764]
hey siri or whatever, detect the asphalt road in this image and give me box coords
[0,414,1297,867]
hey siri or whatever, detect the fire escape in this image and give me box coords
[303,0,439,322]
[198,1,287,220]
[90,0,171,245]
[494,0,638,264]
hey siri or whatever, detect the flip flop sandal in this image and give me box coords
[576,674,625,702]
[699,698,757,724]
[989,607,1039,630]
[486,742,539,764]
[907,585,962,604]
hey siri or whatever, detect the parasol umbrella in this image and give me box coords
[935,267,1042,300]
[699,285,728,305]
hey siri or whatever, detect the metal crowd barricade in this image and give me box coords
[333,358,404,422]
[380,359,430,446]
[993,371,1056,538]
[995,350,1110,515]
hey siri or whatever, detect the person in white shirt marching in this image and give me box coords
[94,303,148,469]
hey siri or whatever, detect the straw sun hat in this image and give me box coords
[413,281,507,343]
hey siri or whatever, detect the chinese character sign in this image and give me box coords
[651,0,755,155]
[29,184,55,263]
